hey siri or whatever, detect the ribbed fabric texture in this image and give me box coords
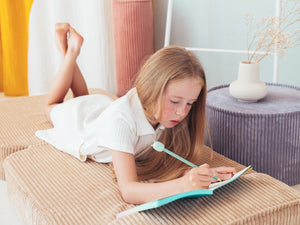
[0,88,115,180]
[206,84,300,186]
[112,0,154,97]
[0,95,50,180]
[4,144,300,225]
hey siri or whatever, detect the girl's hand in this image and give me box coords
[182,163,213,191]
[210,167,236,182]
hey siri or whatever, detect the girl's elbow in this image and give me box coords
[120,186,143,205]
[121,193,133,204]
[120,189,135,204]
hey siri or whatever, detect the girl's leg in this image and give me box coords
[71,60,89,97]
[54,23,89,97]
[45,24,87,123]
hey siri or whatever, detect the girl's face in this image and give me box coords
[154,77,202,128]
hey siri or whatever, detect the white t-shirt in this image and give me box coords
[36,88,164,162]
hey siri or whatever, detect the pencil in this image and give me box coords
[213,175,222,182]
[152,141,222,182]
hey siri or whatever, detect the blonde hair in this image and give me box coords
[135,46,207,182]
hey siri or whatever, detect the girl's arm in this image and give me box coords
[111,150,212,204]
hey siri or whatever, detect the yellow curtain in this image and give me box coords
[0,32,2,92]
[0,0,33,96]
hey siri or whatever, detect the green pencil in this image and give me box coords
[151,141,222,182]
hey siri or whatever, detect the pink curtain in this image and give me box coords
[112,0,154,97]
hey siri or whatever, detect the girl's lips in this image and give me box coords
[170,120,180,125]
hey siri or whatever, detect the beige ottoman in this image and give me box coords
[0,89,117,180]
[4,144,300,225]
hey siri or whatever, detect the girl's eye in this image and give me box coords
[170,100,179,104]
[187,102,194,106]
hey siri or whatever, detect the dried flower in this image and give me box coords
[246,0,300,63]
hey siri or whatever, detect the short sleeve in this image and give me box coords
[95,114,136,155]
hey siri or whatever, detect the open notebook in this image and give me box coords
[116,165,252,219]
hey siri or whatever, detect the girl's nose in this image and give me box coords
[175,110,181,116]
[175,105,188,116]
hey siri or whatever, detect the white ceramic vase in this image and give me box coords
[229,61,267,102]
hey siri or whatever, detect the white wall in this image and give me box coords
[153,0,300,89]
[28,0,115,96]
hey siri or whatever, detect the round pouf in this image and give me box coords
[205,83,300,186]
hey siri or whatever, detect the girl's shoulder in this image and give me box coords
[99,88,139,125]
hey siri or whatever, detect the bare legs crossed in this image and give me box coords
[45,23,89,124]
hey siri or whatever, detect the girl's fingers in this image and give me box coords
[210,167,237,181]
[217,173,233,180]
[190,168,211,182]
[215,167,236,174]
[188,166,213,189]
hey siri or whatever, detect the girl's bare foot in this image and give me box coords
[66,27,84,57]
[55,23,70,56]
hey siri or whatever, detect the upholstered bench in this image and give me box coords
[0,89,117,180]
[4,143,300,225]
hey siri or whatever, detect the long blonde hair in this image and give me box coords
[135,46,207,182]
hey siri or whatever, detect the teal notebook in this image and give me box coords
[116,165,252,219]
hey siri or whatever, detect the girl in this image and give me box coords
[36,23,236,205]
